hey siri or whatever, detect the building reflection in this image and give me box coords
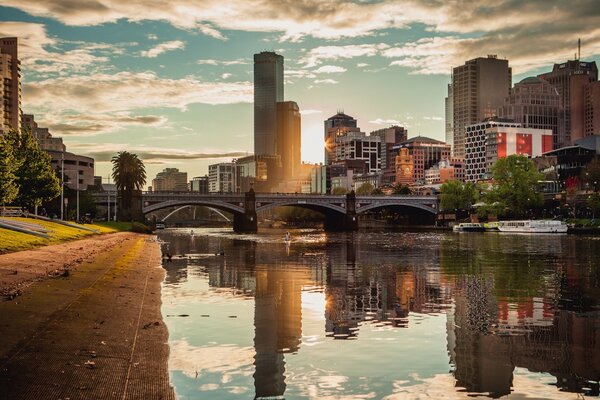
[159,230,600,398]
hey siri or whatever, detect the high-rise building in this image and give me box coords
[584,81,600,136]
[254,51,284,157]
[452,55,512,159]
[276,101,301,179]
[370,126,408,185]
[445,84,454,154]
[464,119,552,182]
[208,162,235,193]
[0,37,21,135]
[189,176,209,193]
[324,112,358,164]
[332,131,381,175]
[497,77,564,150]
[394,136,451,184]
[538,60,598,145]
[152,168,188,192]
[22,114,66,152]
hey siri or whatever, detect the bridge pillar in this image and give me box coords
[323,190,358,231]
[234,189,257,233]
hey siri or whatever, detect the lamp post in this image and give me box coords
[76,171,80,222]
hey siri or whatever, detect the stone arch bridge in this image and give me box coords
[141,190,439,232]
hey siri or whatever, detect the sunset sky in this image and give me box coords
[2,1,599,183]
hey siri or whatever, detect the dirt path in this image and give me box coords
[0,233,175,399]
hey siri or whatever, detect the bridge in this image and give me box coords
[139,190,439,232]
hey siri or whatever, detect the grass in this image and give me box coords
[0,218,134,254]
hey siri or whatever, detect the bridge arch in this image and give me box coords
[143,199,244,216]
[256,200,347,215]
[356,201,437,215]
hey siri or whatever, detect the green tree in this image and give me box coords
[581,157,600,192]
[355,182,374,195]
[440,180,479,213]
[588,193,600,220]
[331,187,348,195]
[4,129,60,212]
[0,134,18,206]
[371,187,384,195]
[111,151,146,220]
[392,183,412,195]
[482,154,543,218]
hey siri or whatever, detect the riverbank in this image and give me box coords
[0,232,174,399]
[0,217,135,254]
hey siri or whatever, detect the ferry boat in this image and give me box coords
[452,222,486,232]
[497,220,568,233]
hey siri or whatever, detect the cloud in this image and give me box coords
[38,113,168,136]
[300,44,390,67]
[221,73,232,79]
[370,118,401,125]
[314,79,338,85]
[300,109,322,115]
[0,21,117,77]
[313,65,347,74]
[140,40,185,58]
[197,58,248,66]
[24,71,253,116]
[357,63,369,68]
[70,143,249,162]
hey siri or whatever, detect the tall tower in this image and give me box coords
[323,112,358,165]
[276,101,301,179]
[452,56,511,159]
[445,83,454,155]
[538,60,598,146]
[254,51,284,157]
[0,37,21,135]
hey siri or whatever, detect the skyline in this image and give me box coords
[2,1,600,183]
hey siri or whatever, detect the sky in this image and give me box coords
[1,0,600,185]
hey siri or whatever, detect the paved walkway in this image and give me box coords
[0,233,175,399]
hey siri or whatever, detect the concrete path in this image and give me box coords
[0,233,175,399]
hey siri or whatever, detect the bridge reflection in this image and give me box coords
[161,231,600,398]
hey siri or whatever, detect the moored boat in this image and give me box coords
[452,222,486,232]
[497,220,567,233]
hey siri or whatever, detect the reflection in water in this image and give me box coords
[160,229,600,399]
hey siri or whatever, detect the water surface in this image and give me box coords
[159,228,600,399]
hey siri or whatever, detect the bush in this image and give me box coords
[131,222,153,234]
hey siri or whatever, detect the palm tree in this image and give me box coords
[111,151,146,220]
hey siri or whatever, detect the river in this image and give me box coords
[158,228,600,399]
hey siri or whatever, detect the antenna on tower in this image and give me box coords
[578,38,581,60]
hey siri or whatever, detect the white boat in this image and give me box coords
[452,222,486,232]
[497,220,567,233]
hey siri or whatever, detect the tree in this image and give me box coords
[331,187,348,195]
[482,154,543,218]
[581,157,600,192]
[355,182,374,195]
[4,129,60,212]
[588,193,600,220]
[440,180,479,213]
[392,183,412,195]
[0,134,18,206]
[111,151,146,220]
[371,187,384,195]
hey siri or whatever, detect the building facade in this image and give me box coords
[464,120,553,182]
[584,81,600,136]
[276,101,301,179]
[152,168,188,192]
[538,60,598,146]
[0,37,21,134]
[452,55,512,159]
[332,131,381,175]
[445,84,454,155]
[47,150,95,190]
[497,76,563,150]
[324,112,358,165]
[394,136,451,184]
[190,176,209,193]
[394,147,414,185]
[370,125,408,185]
[254,51,284,157]
[22,114,66,152]
[208,162,235,193]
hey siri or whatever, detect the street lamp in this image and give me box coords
[60,150,64,220]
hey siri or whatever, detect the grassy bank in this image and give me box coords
[0,218,135,254]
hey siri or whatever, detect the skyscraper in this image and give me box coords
[497,76,563,149]
[276,101,301,179]
[452,55,512,159]
[324,112,358,165]
[0,37,21,135]
[538,60,598,146]
[445,84,454,154]
[254,51,284,157]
